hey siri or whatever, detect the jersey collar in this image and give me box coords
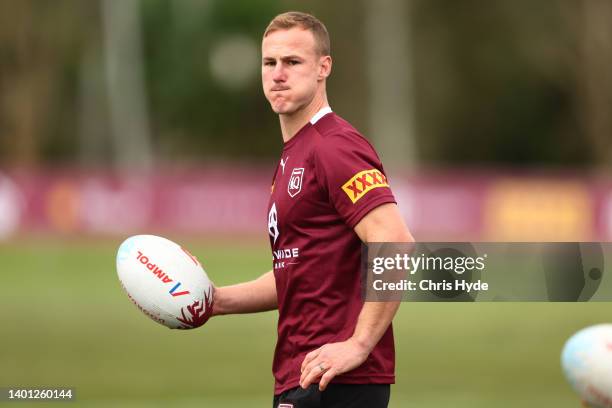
[309,106,333,125]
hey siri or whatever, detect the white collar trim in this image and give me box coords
[309,106,333,125]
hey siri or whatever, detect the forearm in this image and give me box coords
[213,270,278,316]
[350,204,411,351]
[349,203,410,352]
[350,301,401,353]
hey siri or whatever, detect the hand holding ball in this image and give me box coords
[116,235,214,329]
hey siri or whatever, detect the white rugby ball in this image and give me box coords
[116,235,214,329]
[562,324,612,407]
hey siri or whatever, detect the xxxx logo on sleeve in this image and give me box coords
[341,169,389,203]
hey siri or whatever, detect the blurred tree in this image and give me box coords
[364,0,417,169]
[574,0,612,168]
[0,0,85,167]
[412,0,592,167]
[0,0,610,169]
[141,0,282,162]
[101,0,153,170]
[0,0,57,165]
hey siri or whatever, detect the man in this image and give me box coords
[212,11,413,408]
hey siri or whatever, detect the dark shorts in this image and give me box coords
[273,384,390,408]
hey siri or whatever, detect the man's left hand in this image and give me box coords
[299,338,370,391]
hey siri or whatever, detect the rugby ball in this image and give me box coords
[116,235,214,329]
[562,324,612,407]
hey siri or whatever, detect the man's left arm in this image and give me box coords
[299,203,414,391]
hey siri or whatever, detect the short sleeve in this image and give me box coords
[313,131,397,228]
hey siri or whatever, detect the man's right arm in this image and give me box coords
[212,270,278,316]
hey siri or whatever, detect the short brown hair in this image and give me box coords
[263,11,330,56]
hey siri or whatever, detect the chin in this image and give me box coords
[271,103,296,115]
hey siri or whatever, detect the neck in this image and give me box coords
[279,92,329,142]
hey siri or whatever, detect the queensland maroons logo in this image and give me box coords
[288,168,304,198]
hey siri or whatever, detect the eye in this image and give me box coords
[288,60,300,66]
[263,60,276,67]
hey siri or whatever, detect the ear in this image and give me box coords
[318,55,332,80]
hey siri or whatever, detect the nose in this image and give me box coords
[272,63,286,82]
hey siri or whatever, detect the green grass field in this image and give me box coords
[0,236,608,407]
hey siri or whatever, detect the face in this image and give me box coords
[262,27,330,115]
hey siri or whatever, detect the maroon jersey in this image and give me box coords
[267,109,397,395]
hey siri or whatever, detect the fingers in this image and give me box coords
[300,361,339,391]
[301,348,321,373]
[300,348,324,389]
[300,360,327,389]
[302,354,324,377]
[318,367,338,391]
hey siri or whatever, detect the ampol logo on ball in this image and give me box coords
[116,235,213,329]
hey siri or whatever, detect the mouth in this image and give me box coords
[271,87,290,92]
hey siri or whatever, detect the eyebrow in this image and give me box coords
[262,55,305,61]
